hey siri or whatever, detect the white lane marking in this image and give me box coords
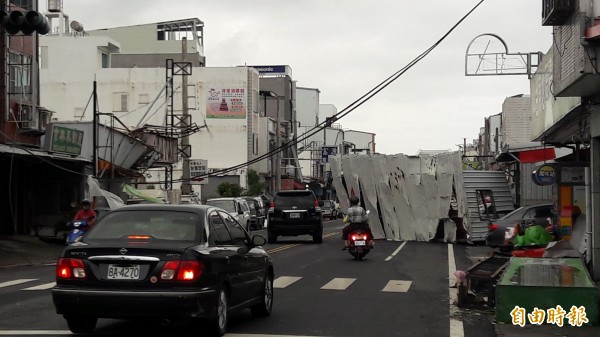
[22,282,56,291]
[0,330,324,337]
[382,280,412,293]
[0,279,36,289]
[273,276,302,289]
[0,332,324,337]
[0,331,71,335]
[0,333,327,337]
[385,241,407,261]
[448,244,464,337]
[321,278,356,290]
[227,335,325,337]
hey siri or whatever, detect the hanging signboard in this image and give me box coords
[49,125,84,156]
[189,159,208,185]
[532,163,558,186]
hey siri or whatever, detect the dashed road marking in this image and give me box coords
[0,279,36,289]
[22,282,56,291]
[273,276,302,289]
[0,331,71,335]
[385,241,407,261]
[321,278,356,290]
[382,280,412,293]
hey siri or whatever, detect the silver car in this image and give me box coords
[205,197,251,231]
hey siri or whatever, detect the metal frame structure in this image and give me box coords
[465,33,543,79]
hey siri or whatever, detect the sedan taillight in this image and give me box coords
[57,258,87,279]
[160,260,203,281]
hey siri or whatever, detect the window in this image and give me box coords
[8,52,31,95]
[84,210,200,242]
[101,53,109,68]
[112,92,128,112]
[139,94,150,104]
[220,212,247,246]
[208,212,232,245]
[253,133,259,155]
[476,190,497,220]
[206,200,236,213]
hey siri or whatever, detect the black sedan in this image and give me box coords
[52,204,274,336]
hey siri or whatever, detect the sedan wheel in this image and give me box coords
[210,288,228,336]
[65,315,97,334]
[251,273,274,317]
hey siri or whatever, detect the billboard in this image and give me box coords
[206,86,247,119]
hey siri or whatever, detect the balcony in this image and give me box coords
[542,0,576,26]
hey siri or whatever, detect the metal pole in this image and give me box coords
[181,38,191,195]
[275,96,281,192]
[93,79,98,178]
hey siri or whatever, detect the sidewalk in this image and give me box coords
[0,235,65,268]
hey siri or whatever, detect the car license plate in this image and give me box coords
[107,264,141,280]
[354,240,366,246]
[290,213,300,219]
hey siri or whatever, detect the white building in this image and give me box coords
[39,17,266,199]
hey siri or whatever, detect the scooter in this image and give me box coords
[347,229,372,261]
[66,220,89,244]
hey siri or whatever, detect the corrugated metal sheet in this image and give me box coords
[462,170,515,242]
[520,162,555,206]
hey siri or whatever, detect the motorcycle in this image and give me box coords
[66,220,89,245]
[347,229,372,261]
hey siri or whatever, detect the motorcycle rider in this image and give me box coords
[72,198,97,227]
[342,196,375,249]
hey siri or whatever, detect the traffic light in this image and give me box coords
[0,11,49,35]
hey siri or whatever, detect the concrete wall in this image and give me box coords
[345,130,375,153]
[87,24,202,55]
[296,87,319,128]
[502,95,533,147]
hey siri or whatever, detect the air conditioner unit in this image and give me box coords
[39,108,53,132]
[17,104,40,130]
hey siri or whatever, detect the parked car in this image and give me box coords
[254,197,268,225]
[242,197,265,230]
[321,200,337,220]
[206,197,251,231]
[267,190,324,244]
[485,203,554,247]
[51,204,273,336]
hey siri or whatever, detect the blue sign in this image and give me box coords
[247,65,291,77]
[532,164,558,186]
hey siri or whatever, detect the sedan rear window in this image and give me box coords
[86,210,201,242]
[274,192,315,206]
[206,200,236,213]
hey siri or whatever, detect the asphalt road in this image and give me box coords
[0,219,497,337]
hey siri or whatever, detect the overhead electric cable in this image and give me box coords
[146,0,486,185]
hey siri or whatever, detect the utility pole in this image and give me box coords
[275,96,281,192]
[180,37,191,195]
[92,79,98,178]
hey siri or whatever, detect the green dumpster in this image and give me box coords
[496,257,599,326]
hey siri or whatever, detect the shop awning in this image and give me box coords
[495,143,557,163]
[518,148,556,163]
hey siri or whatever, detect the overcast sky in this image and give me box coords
[46,0,552,155]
